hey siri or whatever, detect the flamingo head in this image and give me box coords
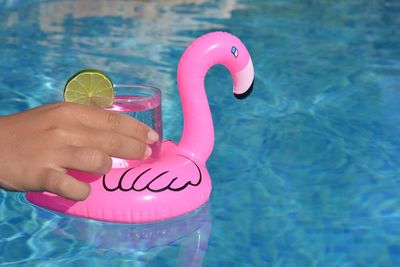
[233,56,254,99]
[226,37,254,100]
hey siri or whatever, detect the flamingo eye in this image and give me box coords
[231,46,238,58]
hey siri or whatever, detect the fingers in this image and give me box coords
[39,169,90,201]
[57,146,112,174]
[60,127,152,160]
[101,111,159,144]
[58,103,159,144]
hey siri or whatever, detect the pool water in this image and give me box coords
[1,0,400,266]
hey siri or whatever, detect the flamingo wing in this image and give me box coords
[102,155,202,192]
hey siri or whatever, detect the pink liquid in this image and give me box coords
[106,95,161,112]
[106,96,162,167]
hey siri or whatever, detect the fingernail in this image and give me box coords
[147,130,159,143]
[144,146,152,158]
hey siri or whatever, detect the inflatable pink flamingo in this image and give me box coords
[27,32,254,223]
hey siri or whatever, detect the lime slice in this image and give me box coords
[64,69,114,108]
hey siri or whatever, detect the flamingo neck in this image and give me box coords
[177,60,214,161]
[178,36,239,161]
[176,32,246,161]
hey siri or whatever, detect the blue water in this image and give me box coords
[1,0,400,266]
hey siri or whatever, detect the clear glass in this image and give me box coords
[105,84,162,167]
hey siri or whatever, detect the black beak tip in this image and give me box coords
[234,79,254,100]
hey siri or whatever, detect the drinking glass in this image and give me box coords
[105,84,162,168]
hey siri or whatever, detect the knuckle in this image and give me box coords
[85,150,110,170]
[47,126,69,141]
[46,102,64,110]
[106,135,122,152]
[51,102,73,117]
[133,120,146,133]
[44,103,75,126]
[132,121,148,141]
[131,141,147,158]
[107,112,121,131]
[42,171,69,195]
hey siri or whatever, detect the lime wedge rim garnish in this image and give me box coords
[63,69,115,108]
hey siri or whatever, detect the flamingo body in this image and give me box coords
[27,141,211,223]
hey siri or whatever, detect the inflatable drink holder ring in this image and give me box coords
[27,32,254,223]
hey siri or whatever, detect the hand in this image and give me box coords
[0,102,159,201]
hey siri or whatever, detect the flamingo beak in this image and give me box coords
[233,58,254,100]
[234,79,254,99]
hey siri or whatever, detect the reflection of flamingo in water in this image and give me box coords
[27,32,254,223]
